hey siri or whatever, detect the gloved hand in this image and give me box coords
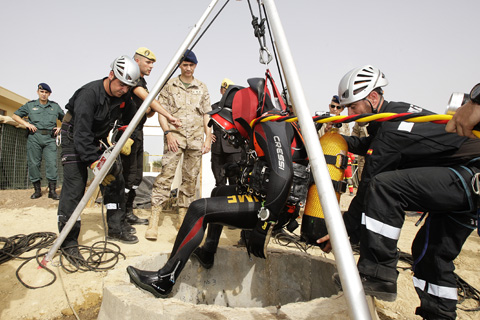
[90,160,116,186]
[120,138,134,156]
[247,220,275,259]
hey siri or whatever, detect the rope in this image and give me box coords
[248,112,480,138]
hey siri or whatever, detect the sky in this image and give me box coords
[2,0,480,162]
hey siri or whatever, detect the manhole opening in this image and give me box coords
[140,247,339,308]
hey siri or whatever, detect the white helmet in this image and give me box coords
[338,65,388,106]
[110,55,140,86]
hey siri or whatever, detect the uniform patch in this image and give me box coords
[398,121,414,132]
[367,149,373,155]
[191,90,202,95]
[407,105,422,113]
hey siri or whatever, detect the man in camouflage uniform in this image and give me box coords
[146,50,212,240]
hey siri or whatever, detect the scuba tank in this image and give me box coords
[301,127,348,248]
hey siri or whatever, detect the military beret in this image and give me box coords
[38,83,52,93]
[182,50,198,64]
[135,47,156,62]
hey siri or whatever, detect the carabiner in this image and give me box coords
[259,47,273,65]
[471,172,480,195]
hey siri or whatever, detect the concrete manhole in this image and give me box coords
[98,246,353,319]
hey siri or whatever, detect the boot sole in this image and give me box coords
[363,289,397,302]
[190,251,213,269]
[127,220,149,225]
[107,236,139,244]
[333,274,397,302]
[127,267,169,298]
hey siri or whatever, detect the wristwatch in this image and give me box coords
[470,83,480,105]
[164,130,171,136]
[257,207,270,221]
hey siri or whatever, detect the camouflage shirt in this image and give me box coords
[158,76,211,150]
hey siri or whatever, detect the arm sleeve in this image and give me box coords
[72,89,101,165]
[14,104,29,118]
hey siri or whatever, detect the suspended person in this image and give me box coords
[210,78,243,187]
[12,83,64,200]
[127,75,310,297]
[57,56,141,266]
[146,50,212,240]
[118,47,182,229]
[318,65,480,320]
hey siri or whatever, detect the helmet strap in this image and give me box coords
[107,75,117,96]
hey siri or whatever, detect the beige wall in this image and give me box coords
[0,86,29,116]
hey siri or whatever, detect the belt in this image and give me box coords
[34,129,53,135]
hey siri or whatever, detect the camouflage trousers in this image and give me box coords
[151,147,202,210]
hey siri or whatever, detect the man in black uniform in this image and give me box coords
[57,55,141,264]
[210,78,242,186]
[126,75,310,297]
[120,47,181,227]
[324,65,480,320]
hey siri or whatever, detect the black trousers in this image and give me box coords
[357,166,477,319]
[57,134,126,248]
[121,131,144,209]
[211,151,242,187]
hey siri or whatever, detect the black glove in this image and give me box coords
[247,220,275,259]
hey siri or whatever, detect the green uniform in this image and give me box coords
[14,99,64,183]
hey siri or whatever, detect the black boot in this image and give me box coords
[61,245,87,268]
[127,266,174,298]
[48,181,60,200]
[107,231,139,244]
[191,247,215,269]
[332,273,397,302]
[30,181,42,199]
[125,207,149,225]
[122,220,136,234]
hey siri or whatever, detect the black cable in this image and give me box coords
[261,4,287,101]
[164,0,231,88]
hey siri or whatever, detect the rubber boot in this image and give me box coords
[30,181,42,199]
[48,181,60,200]
[176,207,187,230]
[145,207,160,241]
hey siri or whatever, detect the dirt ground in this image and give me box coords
[0,188,479,320]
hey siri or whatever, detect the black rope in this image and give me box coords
[164,0,231,87]
[261,4,288,102]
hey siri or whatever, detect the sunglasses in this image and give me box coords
[330,105,343,110]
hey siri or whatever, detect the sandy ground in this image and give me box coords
[0,188,479,320]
